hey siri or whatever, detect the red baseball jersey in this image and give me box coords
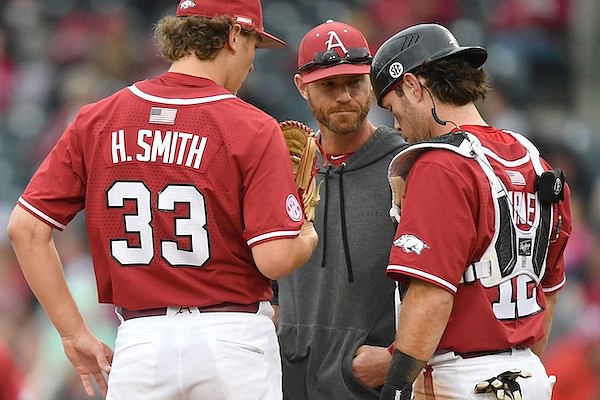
[18,72,305,309]
[387,125,572,354]
[0,344,24,400]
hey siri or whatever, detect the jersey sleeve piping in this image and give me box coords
[542,276,566,293]
[17,197,66,230]
[247,229,301,246]
[387,265,458,293]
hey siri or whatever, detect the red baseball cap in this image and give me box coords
[176,0,286,48]
[297,20,372,83]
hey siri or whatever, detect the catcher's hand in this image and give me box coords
[279,120,320,221]
[389,176,406,223]
[474,369,532,400]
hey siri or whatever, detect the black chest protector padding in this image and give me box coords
[534,205,552,276]
[497,196,517,277]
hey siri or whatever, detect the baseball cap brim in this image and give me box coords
[299,63,371,83]
[256,31,286,48]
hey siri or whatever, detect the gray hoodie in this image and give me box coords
[276,126,408,399]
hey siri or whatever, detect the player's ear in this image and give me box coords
[403,73,425,100]
[227,24,243,51]
[294,74,309,100]
[402,74,416,93]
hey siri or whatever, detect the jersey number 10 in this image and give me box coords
[492,275,542,320]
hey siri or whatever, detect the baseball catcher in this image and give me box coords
[279,120,321,221]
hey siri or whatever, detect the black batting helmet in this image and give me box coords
[370,23,487,106]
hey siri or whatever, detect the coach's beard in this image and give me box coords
[313,106,370,136]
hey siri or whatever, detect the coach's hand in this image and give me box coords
[353,345,392,388]
[61,326,113,397]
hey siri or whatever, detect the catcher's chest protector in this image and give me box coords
[387,131,553,288]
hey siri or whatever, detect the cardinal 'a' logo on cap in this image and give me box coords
[325,31,348,54]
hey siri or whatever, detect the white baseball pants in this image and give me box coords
[413,347,555,399]
[106,301,281,400]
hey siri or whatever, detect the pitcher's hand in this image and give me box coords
[61,326,113,397]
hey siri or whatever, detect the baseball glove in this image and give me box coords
[474,369,532,400]
[279,120,320,222]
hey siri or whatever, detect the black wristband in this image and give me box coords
[385,350,427,388]
[380,382,412,400]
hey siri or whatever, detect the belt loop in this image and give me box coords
[257,301,274,319]
[114,307,124,324]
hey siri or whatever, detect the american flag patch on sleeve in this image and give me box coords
[149,107,177,125]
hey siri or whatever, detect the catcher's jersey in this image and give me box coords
[18,72,304,309]
[386,125,572,354]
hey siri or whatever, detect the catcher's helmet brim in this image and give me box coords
[434,46,487,69]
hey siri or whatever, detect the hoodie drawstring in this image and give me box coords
[338,163,354,282]
[320,166,331,268]
[319,164,354,282]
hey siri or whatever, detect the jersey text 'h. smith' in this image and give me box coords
[111,129,207,170]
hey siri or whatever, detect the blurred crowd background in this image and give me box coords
[0,0,599,399]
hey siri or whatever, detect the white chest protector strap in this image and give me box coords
[387,131,553,288]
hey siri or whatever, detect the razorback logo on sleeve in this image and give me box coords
[393,234,430,255]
